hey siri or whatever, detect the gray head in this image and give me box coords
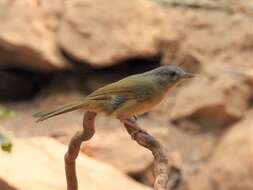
[147,65,194,87]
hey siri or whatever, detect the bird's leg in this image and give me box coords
[120,118,148,137]
[133,115,138,121]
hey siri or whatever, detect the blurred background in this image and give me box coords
[0,0,252,190]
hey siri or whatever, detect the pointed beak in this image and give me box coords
[182,72,194,79]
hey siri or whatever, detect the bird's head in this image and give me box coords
[151,65,194,88]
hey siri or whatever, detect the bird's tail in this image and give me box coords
[33,100,87,122]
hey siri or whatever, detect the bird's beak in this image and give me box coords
[182,72,194,78]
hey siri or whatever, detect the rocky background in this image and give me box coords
[0,0,253,190]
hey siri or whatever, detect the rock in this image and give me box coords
[182,171,212,190]
[58,0,178,67]
[217,0,253,15]
[171,50,202,74]
[168,64,251,129]
[167,6,253,69]
[156,0,253,15]
[0,0,69,71]
[0,137,150,190]
[207,111,253,190]
[149,0,253,130]
[184,111,253,190]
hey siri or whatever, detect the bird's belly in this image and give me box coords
[134,96,163,115]
[112,93,164,119]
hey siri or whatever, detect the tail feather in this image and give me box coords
[33,101,86,122]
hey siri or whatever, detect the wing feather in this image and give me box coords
[86,75,156,102]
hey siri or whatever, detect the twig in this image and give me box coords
[123,119,182,190]
[64,111,97,190]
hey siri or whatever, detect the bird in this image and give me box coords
[33,65,193,123]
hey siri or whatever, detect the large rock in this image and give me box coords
[168,64,251,128]
[185,111,253,190]
[165,3,253,69]
[207,111,253,190]
[0,0,68,70]
[0,137,150,190]
[58,0,178,67]
[154,0,253,130]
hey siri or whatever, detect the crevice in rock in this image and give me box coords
[60,47,161,72]
[58,47,162,93]
[171,106,241,135]
[0,68,54,101]
[0,52,162,102]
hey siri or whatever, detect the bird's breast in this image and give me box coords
[132,90,167,116]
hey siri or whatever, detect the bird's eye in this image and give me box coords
[170,71,177,77]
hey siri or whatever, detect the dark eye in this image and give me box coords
[170,71,177,77]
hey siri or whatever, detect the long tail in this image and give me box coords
[33,100,87,122]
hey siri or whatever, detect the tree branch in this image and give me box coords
[64,111,97,190]
[122,119,182,190]
[64,113,182,190]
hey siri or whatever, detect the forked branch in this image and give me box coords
[64,113,181,190]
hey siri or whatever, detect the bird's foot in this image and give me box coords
[120,118,148,137]
[133,115,138,121]
[120,118,136,127]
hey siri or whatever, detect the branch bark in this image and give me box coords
[64,111,97,190]
[64,113,181,190]
[123,119,182,190]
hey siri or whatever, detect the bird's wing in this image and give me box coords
[86,75,155,102]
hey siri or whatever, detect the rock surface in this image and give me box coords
[157,0,253,15]
[0,137,150,190]
[0,0,179,70]
[165,4,253,69]
[185,111,253,190]
[0,0,68,70]
[58,0,178,67]
[167,64,251,129]
[207,111,253,190]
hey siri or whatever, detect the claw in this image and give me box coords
[120,118,136,125]
[133,115,138,121]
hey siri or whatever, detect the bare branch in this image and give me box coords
[64,111,97,190]
[64,113,181,190]
[122,119,182,190]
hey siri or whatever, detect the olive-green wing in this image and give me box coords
[86,75,155,102]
